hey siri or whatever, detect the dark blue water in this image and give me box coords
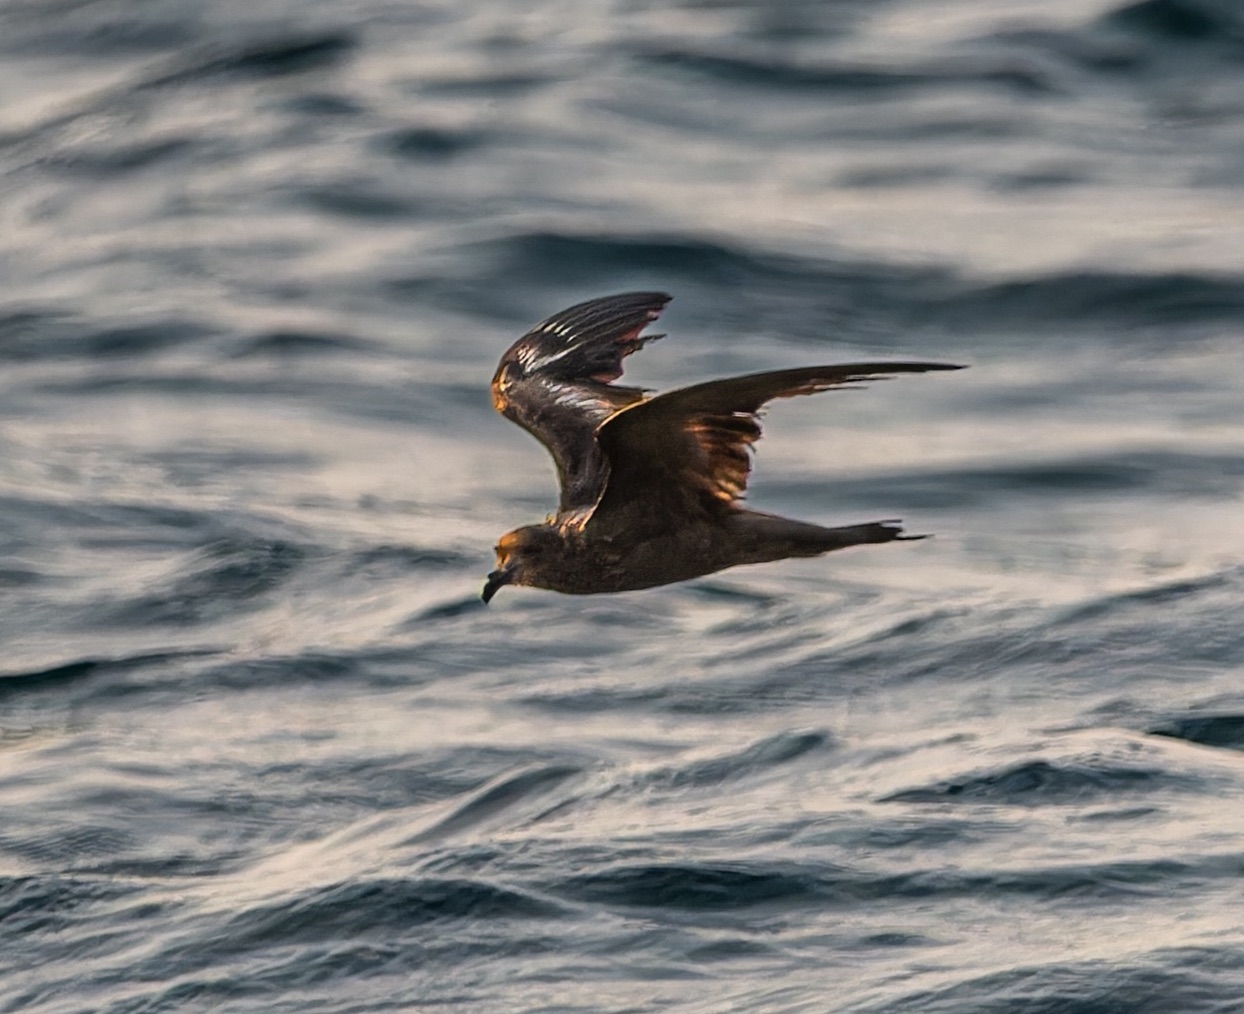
[3,1,1244,1011]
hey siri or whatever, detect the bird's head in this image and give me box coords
[481,524,560,603]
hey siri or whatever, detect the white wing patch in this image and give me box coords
[520,341,581,372]
[548,381,608,413]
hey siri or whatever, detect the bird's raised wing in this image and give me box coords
[492,292,671,513]
[590,362,964,525]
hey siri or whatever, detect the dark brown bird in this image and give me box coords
[483,292,962,602]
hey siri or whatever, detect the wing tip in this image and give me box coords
[877,361,968,373]
[827,361,968,386]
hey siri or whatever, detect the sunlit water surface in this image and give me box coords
[2,1,1244,1011]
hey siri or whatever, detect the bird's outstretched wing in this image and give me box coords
[590,362,964,525]
[492,292,671,513]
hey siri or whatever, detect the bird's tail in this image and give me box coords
[730,512,924,562]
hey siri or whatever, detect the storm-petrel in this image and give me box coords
[483,292,962,602]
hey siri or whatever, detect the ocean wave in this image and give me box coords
[412,230,1244,338]
[1150,713,1244,751]
[881,759,1178,806]
[631,44,1055,96]
[856,946,1244,1014]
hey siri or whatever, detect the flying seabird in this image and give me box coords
[483,292,962,602]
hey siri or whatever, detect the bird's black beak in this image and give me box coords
[481,567,514,604]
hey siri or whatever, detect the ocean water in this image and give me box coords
[2,0,1244,1011]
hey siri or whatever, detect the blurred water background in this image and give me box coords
[2,0,1244,1011]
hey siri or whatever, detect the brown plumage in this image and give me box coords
[483,292,963,602]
